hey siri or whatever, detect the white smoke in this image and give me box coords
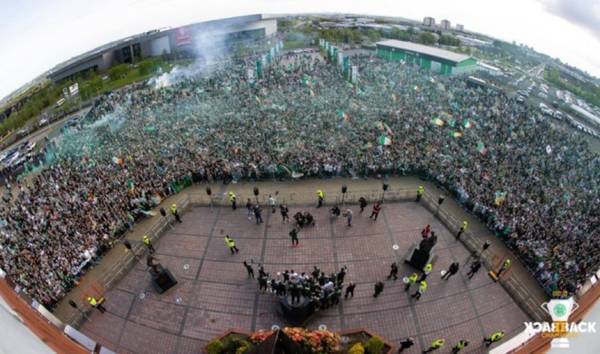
[149,28,232,89]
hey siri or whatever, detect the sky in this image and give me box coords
[0,0,599,100]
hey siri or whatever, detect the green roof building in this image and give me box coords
[376,39,477,75]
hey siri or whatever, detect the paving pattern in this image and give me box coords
[80,202,530,353]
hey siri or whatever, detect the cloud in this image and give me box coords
[540,0,600,41]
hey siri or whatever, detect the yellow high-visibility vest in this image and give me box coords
[432,339,444,348]
[419,281,427,292]
[409,273,418,283]
[423,263,432,273]
[142,235,150,245]
[87,297,97,306]
[417,186,424,195]
[491,332,505,342]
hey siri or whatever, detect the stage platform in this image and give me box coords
[79,202,530,354]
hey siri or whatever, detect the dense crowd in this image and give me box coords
[0,49,598,305]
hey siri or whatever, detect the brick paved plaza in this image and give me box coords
[80,201,530,353]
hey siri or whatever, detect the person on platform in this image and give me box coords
[243,261,254,278]
[369,201,382,221]
[225,235,239,254]
[254,204,263,224]
[483,331,505,347]
[343,208,353,227]
[496,259,511,279]
[467,258,482,279]
[289,228,299,247]
[421,224,431,239]
[170,203,182,223]
[411,280,427,300]
[280,204,289,223]
[87,296,106,313]
[246,199,254,220]
[441,262,460,280]
[398,337,415,353]
[258,274,268,292]
[423,338,445,353]
[387,262,399,280]
[330,204,341,218]
[373,281,384,297]
[316,190,324,208]
[359,197,368,213]
[268,194,276,213]
[405,272,418,291]
[142,234,155,254]
[228,192,237,210]
[415,185,424,202]
[345,282,356,299]
[420,263,433,282]
[451,339,469,353]
[456,221,468,240]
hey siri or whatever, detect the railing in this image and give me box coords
[64,195,192,326]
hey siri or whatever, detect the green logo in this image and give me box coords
[553,304,568,317]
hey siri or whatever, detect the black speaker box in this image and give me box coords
[151,268,178,294]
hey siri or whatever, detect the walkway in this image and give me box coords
[78,198,530,353]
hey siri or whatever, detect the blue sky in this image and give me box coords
[1,0,599,99]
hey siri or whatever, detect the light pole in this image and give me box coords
[254,187,260,205]
[382,182,389,202]
[206,187,212,209]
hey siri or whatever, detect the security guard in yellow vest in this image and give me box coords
[416,185,424,202]
[423,338,445,353]
[496,259,511,278]
[483,331,505,347]
[411,280,427,300]
[228,192,237,210]
[170,203,182,223]
[316,190,324,208]
[456,220,468,240]
[419,263,433,282]
[451,339,469,353]
[404,272,418,291]
[87,296,106,313]
[142,234,155,254]
[224,235,239,254]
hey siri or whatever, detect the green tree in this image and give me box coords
[439,35,461,46]
[418,32,437,45]
[108,64,130,81]
[366,29,381,42]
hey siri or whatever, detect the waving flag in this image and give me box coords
[378,135,392,146]
[432,118,445,126]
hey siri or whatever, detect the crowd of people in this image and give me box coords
[251,264,351,310]
[0,46,598,305]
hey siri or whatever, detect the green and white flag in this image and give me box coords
[378,135,392,146]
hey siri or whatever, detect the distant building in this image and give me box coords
[456,24,464,31]
[423,17,435,27]
[376,39,477,75]
[440,19,451,30]
[48,15,277,82]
